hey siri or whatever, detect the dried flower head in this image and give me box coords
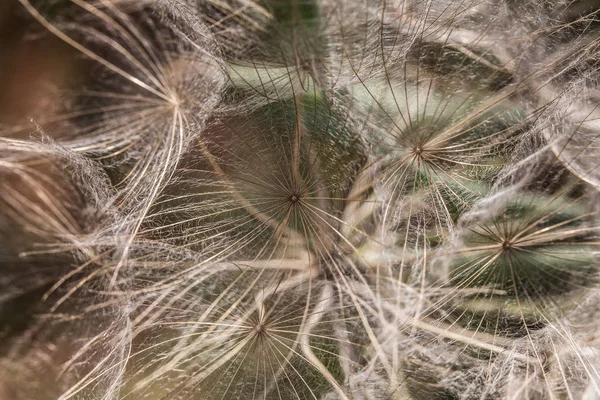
[2,0,600,399]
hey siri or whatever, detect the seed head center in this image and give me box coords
[254,322,267,338]
[412,145,425,159]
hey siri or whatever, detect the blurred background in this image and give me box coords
[0,0,85,139]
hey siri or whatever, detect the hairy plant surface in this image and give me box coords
[2,0,600,399]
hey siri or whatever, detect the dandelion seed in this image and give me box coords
[2,0,600,399]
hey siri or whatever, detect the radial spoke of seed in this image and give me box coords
[300,284,349,400]
[197,139,307,249]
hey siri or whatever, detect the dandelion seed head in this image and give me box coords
[3,0,600,399]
